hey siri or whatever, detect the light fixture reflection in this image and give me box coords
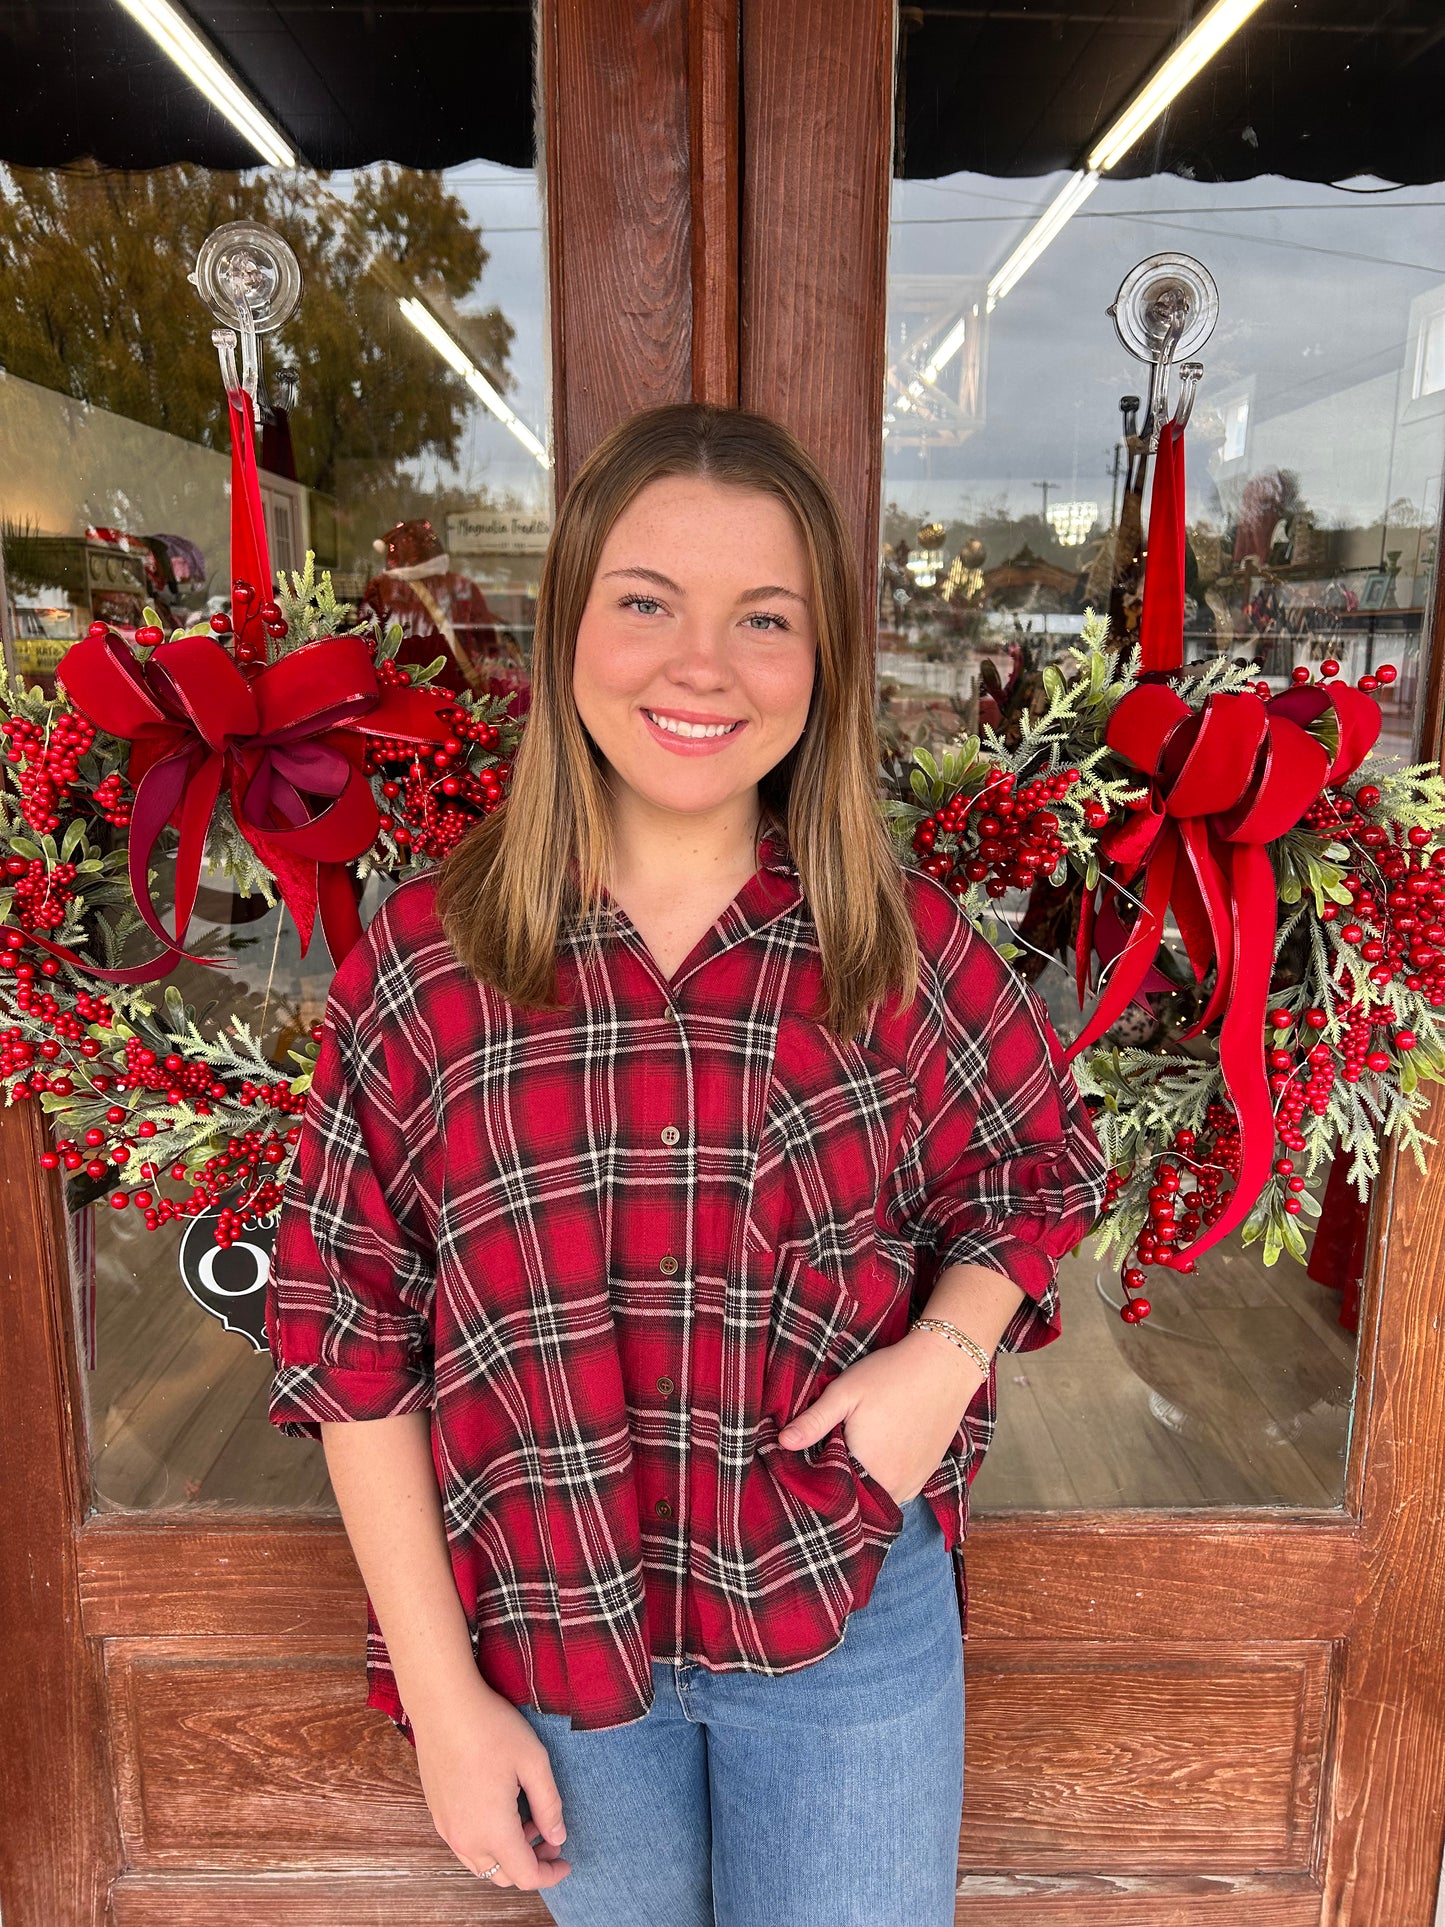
[985,0,1270,307]
[114,0,296,168]
[1089,0,1269,173]
[398,297,551,469]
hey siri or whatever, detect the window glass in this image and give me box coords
[1,36,547,1512]
[884,74,1443,1508]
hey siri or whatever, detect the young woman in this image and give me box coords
[266,402,1108,1925]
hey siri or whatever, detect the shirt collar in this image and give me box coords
[559,819,802,952]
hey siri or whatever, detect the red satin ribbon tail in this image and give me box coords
[7,924,235,987]
[1171,843,1281,1263]
[317,860,366,970]
[1064,835,1177,1064]
[123,750,240,975]
[171,753,226,949]
[1175,819,1237,1037]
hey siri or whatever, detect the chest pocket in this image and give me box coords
[750,1012,916,1329]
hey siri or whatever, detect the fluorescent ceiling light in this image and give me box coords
[114,0,296,168]
[398,297,551,469]
[984,0,1268,308]
[986,169,1100,311]
[1087,0,1268,173]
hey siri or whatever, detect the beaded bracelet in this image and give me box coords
[910,1316,993,1377]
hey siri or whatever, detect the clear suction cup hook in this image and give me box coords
[189,220,302,407]
[1108,252,1219,446]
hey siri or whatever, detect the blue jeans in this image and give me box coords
[514,1494,965,1926]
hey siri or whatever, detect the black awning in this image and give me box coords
[897,0,1445,184]
[2,2,1443,185]
[0,1,536,172]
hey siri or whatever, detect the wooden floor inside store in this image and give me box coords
[84,1225,1355,1516]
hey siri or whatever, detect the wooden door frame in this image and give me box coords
[0,1082,119,1919]
[7,1,1445,1921]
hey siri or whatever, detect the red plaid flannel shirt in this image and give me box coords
[266,826,1107,1735]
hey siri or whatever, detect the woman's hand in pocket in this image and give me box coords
[776,1329,984,1503]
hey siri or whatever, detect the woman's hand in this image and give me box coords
[411,1673,572,1890]
[776,1327,985,1503]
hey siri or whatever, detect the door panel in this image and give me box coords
[961,1644,1332,1872]
[107,1640,438,1870]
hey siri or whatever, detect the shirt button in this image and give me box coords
[662,1004,677,1020]
[660,1124,681,1146]
[658,1254,679,1275]
[654,1497,674,1519]
[656,1374,675,1395]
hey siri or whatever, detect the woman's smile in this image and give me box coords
[639,704,749,753]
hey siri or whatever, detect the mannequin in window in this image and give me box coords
[360,518,505,698]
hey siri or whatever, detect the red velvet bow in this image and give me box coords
[1066,423,1380,1259]
[44,629,454,985]
[24,387,453,986]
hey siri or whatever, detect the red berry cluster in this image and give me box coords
[366,681,513,861]
[4,855,78,934]
[1261,658,1398,700]
[1326,840,1445,1008]
[2,707,97,835]
[1113,1105,1243,1321]
[207,578,289,667]
[0,928,114,1048]
[91,771,132,827]
[26,1017,312,1235]
[1269,1017,1337,1152]
[911,766,1083,899]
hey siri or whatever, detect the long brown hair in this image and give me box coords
[432,401,919,1039]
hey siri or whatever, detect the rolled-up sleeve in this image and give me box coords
[904,878,1109,1353]
[265,944,438,1441]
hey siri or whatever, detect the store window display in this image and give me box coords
[361,516,507,698]
[0,20,549,1513]
[881,6,1444,1515]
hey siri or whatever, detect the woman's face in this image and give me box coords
[572,475,817,828]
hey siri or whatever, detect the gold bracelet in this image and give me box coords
[910,1317,992,1377]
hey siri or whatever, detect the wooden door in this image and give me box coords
[7,3,1445,1924]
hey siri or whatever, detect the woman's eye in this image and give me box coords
[620,594,664,617]
[744,611,790,632]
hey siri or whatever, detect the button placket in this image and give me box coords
[640,988,692,1561]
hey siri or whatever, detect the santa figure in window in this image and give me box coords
[360,517,506,697]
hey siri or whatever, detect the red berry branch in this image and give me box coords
[0,554,522,1249]
[886,619,1445,1321]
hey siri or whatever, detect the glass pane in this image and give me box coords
[0,35,547,1512]
[883,34,1443,1509]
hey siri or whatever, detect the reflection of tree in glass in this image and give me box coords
[0,160,513,503]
